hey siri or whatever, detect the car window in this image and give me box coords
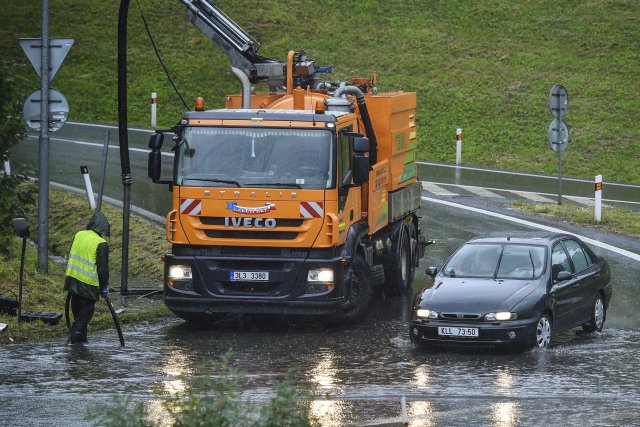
[443,243,502,278]
[563,239,591,273]
[552,243,572,276]
[496,245,546,279]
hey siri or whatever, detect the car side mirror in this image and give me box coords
[555,270,572,282]
[426,266,438,277]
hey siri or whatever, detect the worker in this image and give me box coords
[64,211,110,344]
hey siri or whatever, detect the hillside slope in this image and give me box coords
[1,0,638,183]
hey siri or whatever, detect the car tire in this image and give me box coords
[388,225,412,296]
[582,295,605,333]
[533,313,552,349]
[336,255,372,323]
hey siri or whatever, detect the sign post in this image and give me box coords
[594,175,602,223]
[548,84,569,205]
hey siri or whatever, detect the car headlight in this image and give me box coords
[485,312,517,321]
[416,309,439,319]
[308,268,334,283]
[168,265,192,280]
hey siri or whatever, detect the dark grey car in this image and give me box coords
[409,232,612,349]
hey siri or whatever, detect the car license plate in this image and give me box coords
[230,271,269,281]
[438,326,478,337]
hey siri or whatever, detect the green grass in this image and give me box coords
[511,200,640,239]
[0,187,171,345]
[1,0,638,183]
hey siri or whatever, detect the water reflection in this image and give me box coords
[409,401,435,426]
[412,364,432,388]
[309,400,348,427]
[490,401,520,427]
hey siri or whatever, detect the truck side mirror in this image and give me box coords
[148,133,164,183]
[352,154,370,185]
[353,136,370,153]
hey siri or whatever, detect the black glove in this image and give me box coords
[100,287,110,300]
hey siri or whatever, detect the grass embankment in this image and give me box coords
[1,1,638,183]
[0,187,171,345]
[511,200,640,239]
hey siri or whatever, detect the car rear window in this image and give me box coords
[443,243,546,279]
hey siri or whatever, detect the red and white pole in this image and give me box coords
[151,92,157,128]
[594,175,602,223]
[455,128,462,165]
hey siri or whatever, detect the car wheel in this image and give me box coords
[534,314,552,349]
[582,295,605,333]
[336,255,372,323]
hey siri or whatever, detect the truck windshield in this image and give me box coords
[176,127,334,189]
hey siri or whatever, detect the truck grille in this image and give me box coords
[204,230,298,240]
[200,217,303,227]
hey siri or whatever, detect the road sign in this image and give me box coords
[22,88,69,132]
[19,38,74,83]
[549,84,568,119]
[548,119,569,153]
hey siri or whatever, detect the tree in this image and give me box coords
[0,60,36,256]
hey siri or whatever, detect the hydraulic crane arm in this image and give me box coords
[181,0,331,88]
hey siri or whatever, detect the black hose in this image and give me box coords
[65,292,71,333]
[105,297,125,347]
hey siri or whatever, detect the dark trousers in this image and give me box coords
[69,294,96,343]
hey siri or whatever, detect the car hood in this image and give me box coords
[419,277,543,313]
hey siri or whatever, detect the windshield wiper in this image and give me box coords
[252,182,302,188]
[185,178,241,187]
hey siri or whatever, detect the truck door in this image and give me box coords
[337,126,360,229]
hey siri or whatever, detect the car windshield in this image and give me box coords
[176,127,334,189]
[443,243,546,279]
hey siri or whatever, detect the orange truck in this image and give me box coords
[147,0,428,323]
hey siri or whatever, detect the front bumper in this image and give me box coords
[409,317,539,348]
[163,245,348,316]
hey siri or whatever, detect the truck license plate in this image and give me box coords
[230,271,269,281]
[438,327,478,337]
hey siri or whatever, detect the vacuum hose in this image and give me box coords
[65,292,125,347]
[333,86,378,165]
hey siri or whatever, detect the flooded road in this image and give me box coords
[2,197,639,426]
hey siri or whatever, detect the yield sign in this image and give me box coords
[19,38,74,83]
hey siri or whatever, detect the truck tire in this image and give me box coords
[388,225,412,296]
[336,255,372,323]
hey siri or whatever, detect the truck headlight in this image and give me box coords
[168,265,192,280]
[306,268,334,294]
[485,312,517,321]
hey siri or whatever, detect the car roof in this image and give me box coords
[468,231,574,245]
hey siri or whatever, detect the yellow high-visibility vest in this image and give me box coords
[65,230,106,287]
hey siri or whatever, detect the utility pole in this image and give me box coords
[38,0,50,272]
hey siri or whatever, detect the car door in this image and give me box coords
[562,238,599,326]
[548,241,580,331]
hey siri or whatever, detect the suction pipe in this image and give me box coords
[334,86,378,165]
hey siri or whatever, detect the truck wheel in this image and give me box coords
[388,225,412,296]
[336,255,372,323]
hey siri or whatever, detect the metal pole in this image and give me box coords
[17,236,26,323]
[557,151,563,205]
[80,166,96,209]
[37,0,50,273]
[97,130,110,211]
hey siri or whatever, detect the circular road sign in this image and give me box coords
[549,84,568,119]
[22,88,69,132]
[548,119,569,153]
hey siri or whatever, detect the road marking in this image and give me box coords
[509,190,557,203]
[421,182,458,196]
[457,184,503,198]
[564,195,611,208]
[418,161,640,189]
[67,121,153,133]
[26,135,174,157]
[422,196,640,262]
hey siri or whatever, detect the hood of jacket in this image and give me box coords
[86,211,110,237]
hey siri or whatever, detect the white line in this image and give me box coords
[422,182,458,196]
[564,195,611,208]
[457,184,503,198]
[27,135,174,157]
[509,190,557,203]
[417,161,640,189]
[422,196,640,262]
[67,121,153,133]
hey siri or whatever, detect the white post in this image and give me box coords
[151,92,157,128]
[594,175,602,223]
[401,395,408,427]
[455,128,462,165]
[80,166,96,210]
[3,160,10,175]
